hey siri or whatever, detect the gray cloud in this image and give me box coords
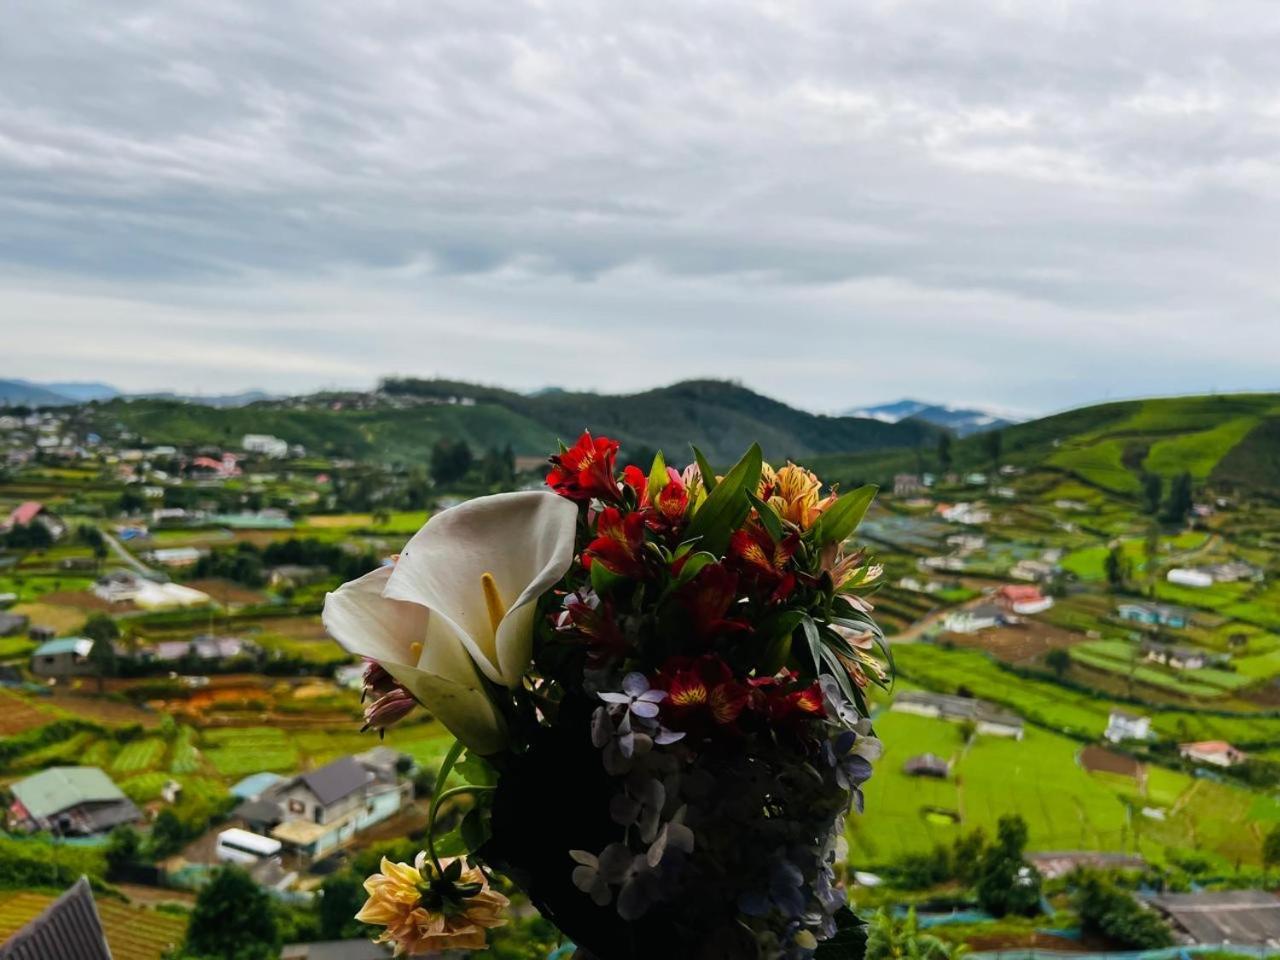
[2,0,1278,413]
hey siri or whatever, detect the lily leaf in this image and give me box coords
[811,484,878,547]
[683,443,762,557]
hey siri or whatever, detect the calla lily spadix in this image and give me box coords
[323,491,578,754]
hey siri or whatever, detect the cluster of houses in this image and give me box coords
[941,584,1055,634]
[7,748,415,866]
[1167,561,1264,588]
[1104,709,1248,768]
[29,632,261,679]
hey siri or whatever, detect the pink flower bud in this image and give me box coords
[362,687,417,736]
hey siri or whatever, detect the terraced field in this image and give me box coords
[0,891,186,960]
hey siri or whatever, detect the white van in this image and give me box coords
[215,827,282,865]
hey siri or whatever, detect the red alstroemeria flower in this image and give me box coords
[729,524,800,602]
[679,563,751,639]
[768,682,825,723]
[556,590,630,663]
[656,655,748,730]
[547,431,622,502]
[584,508,647,579]
[622,464,649,506]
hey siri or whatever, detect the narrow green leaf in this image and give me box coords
[590,560,622,595]
[692,445,718,494]
[800,615,823,674]
[811,484,878,547]
[647,450,669,500]
[682,443,762,557]
[746,491,783,543]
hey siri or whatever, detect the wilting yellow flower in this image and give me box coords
[356,853,509,956]
[758,461,778,499]
[767,463,835,530]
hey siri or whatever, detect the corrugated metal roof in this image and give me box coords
[1149,889,1280,945]
[32,637,94,658]
[10,767,125,821]
[0,876,112,960]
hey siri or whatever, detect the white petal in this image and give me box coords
[322,565,426,667]
[384,491,578,686]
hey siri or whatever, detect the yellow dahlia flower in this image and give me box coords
[355,853,509,956]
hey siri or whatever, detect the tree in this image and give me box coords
[983,429,1003,470]
[951,829,987,886]
[104,824,141,875]
[1264,824,1280,878]
[1046,648,1071,679]
[956,719,977,745]
[1162,471,1193,524]
[1104,545,1127,592]
[937,433,953,475]
[1141,473,1163,515]
[1073,870,1172,949]
[83,614,119,693]
[429,438,474,487]
[184,865,279,960]
[976,815,1042,917]
[318,870,368,940]
[148,808,187,858]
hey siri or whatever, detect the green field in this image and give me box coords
[895,644,1280,744]
[1068,640,1252,697]
[202,726,300,778]
[850,710,1280,868]
[111,738,167,774]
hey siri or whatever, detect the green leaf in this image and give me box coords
[692,445,718,494]
[811,484,878,547]
[800,615,823,674]
[682,443,762,557]
[454,752,499,788]
[590,559,622,595]
[647,450,669,500]
[746,491,783,543]
[674,550,718,586]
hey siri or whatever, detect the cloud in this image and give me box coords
[1,0,1278,412]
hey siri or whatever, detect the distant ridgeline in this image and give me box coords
[39,380,1280,497]
[71,378,939,466]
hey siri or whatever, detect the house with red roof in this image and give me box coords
[997,583,1054,615]
[1,501,66,541]
[1179,740,1247,768]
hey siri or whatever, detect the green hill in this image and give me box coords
[84,379,937,466]
[813,392,1280,498]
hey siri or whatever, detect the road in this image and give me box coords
[100,528,159,578]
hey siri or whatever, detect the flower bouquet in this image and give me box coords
[323,434,889,959]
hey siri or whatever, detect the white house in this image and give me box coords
[1104,710,1151,744]
[944,603,1005,634]
[242,434,289,458]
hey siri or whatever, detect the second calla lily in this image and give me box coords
[323,490,578,754]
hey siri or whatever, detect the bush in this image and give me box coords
[1072,870,1173,949]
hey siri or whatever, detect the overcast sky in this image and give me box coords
[2,1,1278,416]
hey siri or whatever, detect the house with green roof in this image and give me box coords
[29,637,96,679]
[8,767,140,836]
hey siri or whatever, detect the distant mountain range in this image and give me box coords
[0,379,271,409]
[843,398,1017,436]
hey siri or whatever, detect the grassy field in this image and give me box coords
[202,726,300,778]
[895,644,1280,744]
[850,709,1279,868]
[1068,640,1253,697]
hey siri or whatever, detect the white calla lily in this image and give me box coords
[322,565,508,754]
[382,490,578,687]
[322,491,578,755]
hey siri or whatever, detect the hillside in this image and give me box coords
[82,379,938,465]
[844,398,1016,436]
[813,392,1280,498]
